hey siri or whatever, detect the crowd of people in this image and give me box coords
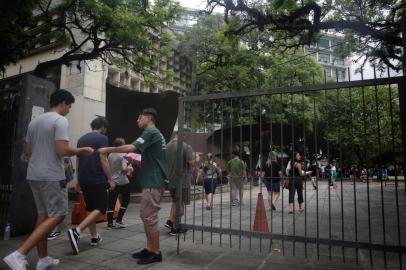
[3,89,199,270]
[2,88,403,270]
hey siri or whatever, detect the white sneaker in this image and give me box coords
[3,251,28,270]
[36,256,60,270]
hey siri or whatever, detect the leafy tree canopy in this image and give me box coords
[0,0,181,85]
[205,0,405,71]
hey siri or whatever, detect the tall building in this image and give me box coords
[304,33,350,81]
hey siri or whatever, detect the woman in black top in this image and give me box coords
[288,152,309,213]
[263,152,283,211]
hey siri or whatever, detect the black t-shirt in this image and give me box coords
[77,131,109,185]
[309,164,318,177]
[264,161,282,181]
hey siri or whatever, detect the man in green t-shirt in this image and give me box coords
[227,151,247,206]
[98,108,167,265]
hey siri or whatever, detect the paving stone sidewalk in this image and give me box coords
[0,180,405,269]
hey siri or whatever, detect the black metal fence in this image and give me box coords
[0,80,21,233]
[175,67,406,269]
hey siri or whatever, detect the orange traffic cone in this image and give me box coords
[253,193,269,232]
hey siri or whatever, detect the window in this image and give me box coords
[318,39,330,49]
[318,53,330,64]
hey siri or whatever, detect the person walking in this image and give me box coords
[98,108,167,265]
[287,152,310,214]
[262,151,283,211]
[197,153,221,210]
[47,157,75,241]
[67,117,115,255]
[330,162,338,189]
[227,151,247,206]
[3,89,93,270]
[165,128,197,236]
[106,137,133,229]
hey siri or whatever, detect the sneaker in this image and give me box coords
[271,204,276,211]
[107,223,117,230]
[205,205,212,210]
[90,234,102,246]
[3,251,28,270]
[114,221,126,228]
[132,248,151,259]
[164,220,174,230]
[47,230,61,241]
[67,228,80,255]
[36,256,59,270]
[231,202,237,206]
[137,251,162,265]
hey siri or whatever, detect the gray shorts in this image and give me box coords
[229,176,244,190]
[28,180,68,217]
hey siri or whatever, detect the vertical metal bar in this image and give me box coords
[210,102,215,245]
[269,95,273,252]
[229,99,233,248]
[249,98,253,251]
[302,92,308,259]
[313,94,320,260]
[325,86,332,262]
[259,102,263,253]
[388,67,403,269]
[335,69,346,264]
[220,99,224,247]
[176,98,185,255]
[280,93,285,256]
[361,69,373,266]
[373,65,387,268]
[201,103,206,245]
[348,68,359,264]
[239,99,243,250]
[290,93,296,256]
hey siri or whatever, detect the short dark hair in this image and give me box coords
[232,150,240,157]
[90,117,109,130]
[113,137,125,146]
[141,108,157,123]
[50,89,75,107]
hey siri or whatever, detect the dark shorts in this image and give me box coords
[170,188,190,204]
[203,178,217,195]
[264,180,281,193]
[80,183,108,214]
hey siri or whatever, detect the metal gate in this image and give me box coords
[174,66,406,269]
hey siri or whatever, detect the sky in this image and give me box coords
[176,0,207,9]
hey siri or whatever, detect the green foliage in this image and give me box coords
[0,0,40,74]
[0,0,181,85]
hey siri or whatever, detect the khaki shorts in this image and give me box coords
[140,188,164,233]
[229,176,244,190]
[28,180,68,217]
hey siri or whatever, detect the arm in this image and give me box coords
[25,143,32,159]
[98,144,136,154]
[100,153,115,190]
[55,140,93,157]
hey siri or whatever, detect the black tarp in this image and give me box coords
[106,84,180,144]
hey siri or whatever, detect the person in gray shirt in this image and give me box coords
[3,89,93,270]
[164,128,197,235]
[106,137,133,229]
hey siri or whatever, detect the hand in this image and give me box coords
[75,183,82,193]
[80,147,94,155]
[108,180,116,191]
